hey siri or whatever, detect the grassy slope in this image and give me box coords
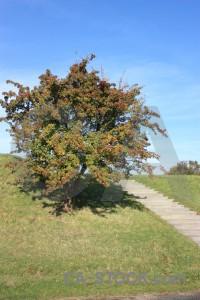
[131,175,200,214]
[0,154,200,299]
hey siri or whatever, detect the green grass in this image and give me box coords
[0,154,200,299]
[131,174,200,214]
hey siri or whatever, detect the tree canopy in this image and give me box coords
[0,54,166,210]
[168,160,200,175]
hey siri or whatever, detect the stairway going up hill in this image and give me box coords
[119,180,200,247]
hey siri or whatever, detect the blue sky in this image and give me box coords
[0,0,200,163]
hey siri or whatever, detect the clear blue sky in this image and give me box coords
[0,0,199,163]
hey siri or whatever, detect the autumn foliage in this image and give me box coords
[168,160,200,175]
[0,54,166,210]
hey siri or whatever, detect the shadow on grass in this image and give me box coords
[1,155,146,216]
[18,176,145,217]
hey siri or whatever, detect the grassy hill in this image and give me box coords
[0,154,200,299]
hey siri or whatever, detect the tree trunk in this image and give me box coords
[63,196,73,212]
[70,163,87,196]
[63,163,87,211]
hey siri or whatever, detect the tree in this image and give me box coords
[168,160,200,175]
[0,54,166,211]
